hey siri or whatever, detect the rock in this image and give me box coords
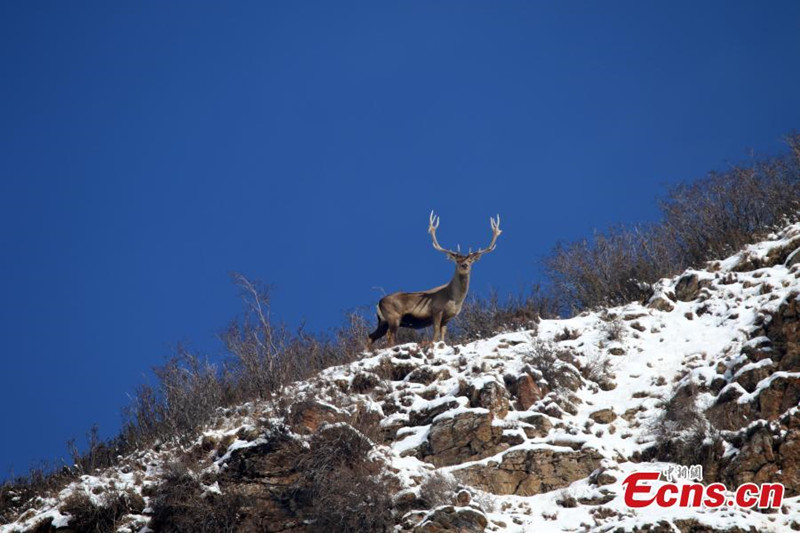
[509,374,542,410]
[648,296,675,312]
[287,400,341,433]
[414,506,488,533]
[734,361,774,393]
[466,380,510,419]
[578,492,614,505]
[401,511,428,530]
[409,399,461,427]
[675,273,701,301]
[518,413,553,438]
[596,472,617,486]
[423,410,504,467]
[217,430,306,531]
[394,489,427,514]
[712,417,800,497]
[455,489,471,506]
[589,409,617,424]
[757,375,800,420]
[453,447,602,496]
[608,347,625,356]
[408,366,451,385]
[764,293,800,371]
[351,372,380,393]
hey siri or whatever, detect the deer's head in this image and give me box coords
[428,211,502,274]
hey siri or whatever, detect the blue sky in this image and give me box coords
[1,1,799,478]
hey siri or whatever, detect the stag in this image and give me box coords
[368,212,502,347]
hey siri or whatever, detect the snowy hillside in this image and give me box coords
[4,222,800,532]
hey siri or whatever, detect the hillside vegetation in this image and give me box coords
[2,135,800,532]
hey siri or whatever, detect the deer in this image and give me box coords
[368,211,502,347]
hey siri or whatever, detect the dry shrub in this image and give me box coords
[66,425,120,477]
[648,384,721,467]
[294,424,394,532]
[11,136,800,523]
[419,471,459,509]
[555,488,578,508]
[448,285,557,344]
[547,136,800,311]
[523,338,581,392]
[602,317,626,341]
[149,462,243,533]
[581,353,612,384]
[59,488,144,533]
[1,464,73,524]
[545,224,673,311]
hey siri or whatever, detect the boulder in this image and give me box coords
[589,409,617,424]
[675,273,701,302]
[508,374,542,410]
[518,413,553,439]
[453,447,602,496]
[422,410,504,467]
[414,506,488,533]
[466,380,510,419]
[409,399,461,427]
[287,401,341,433]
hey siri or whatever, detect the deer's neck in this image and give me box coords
[447,268,470,304]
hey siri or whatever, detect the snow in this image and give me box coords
[4,221,800,532]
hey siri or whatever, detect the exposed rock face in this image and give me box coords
[466,380,510,419]
[763,291,800,372]
[287,400,340,434]
[674,273,701,302]
[510,374,542,410]
[452,447,602,496]
[707,292,800,431]
[732,236,800,272]
[649,294,675,312]
[518,413,553,438]
[9,224,800,533]
[409,399,461,427]
[414,506,487,533]
[218,431,307,532]
[713,412,800,497]
[421,410,504,467]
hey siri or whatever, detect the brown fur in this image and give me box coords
[368,213,501,347]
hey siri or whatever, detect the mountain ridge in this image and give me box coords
[4,221,800,532]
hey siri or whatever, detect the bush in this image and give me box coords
[546,136,800,311]
[648,384,722,467]
[293,424,394,532]
[522,338,581,392]
[419,471,459,509]
[8,134,800,525]
[149,462,243,533]
[448,285,558,344]
[59,488,144,533]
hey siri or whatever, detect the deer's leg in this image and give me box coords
[440,324,447,344]
[387,322,399,346]
[368,317,389,348]
[432,312,444,343]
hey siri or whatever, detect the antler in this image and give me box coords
[429,211,460,258]
[469,214,502,258]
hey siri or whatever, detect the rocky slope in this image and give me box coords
[4,223,800,532]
